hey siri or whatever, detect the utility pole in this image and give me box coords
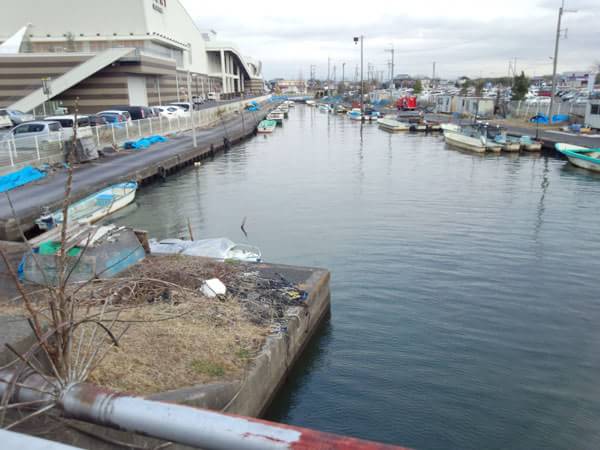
[354,35,365,121]
[327,57,331,96]
[432,61,436,88]
[342,62,346,85]
[385,44,394,101]
[550,0,577,122]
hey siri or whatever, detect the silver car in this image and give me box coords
[1,120,64,152]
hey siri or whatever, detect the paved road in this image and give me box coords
[0,108,267,234]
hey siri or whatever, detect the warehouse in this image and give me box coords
[0,0,265,114]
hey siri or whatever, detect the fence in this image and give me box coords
[0,96,270,173]
[506,100,587,120]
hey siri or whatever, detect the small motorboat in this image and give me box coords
[318,104,331,113]
[520,135,542,151]
[150,237,262,262]
[257,119,277,133]
[347,108,363,121]
[335,105,348,114]
[36,181,138,231]
[378,118,410,132]
[266,111,284,125]
[442,123,501,153]
[494,134,521,152]
[555,143,600,172]
[306,100,316,106]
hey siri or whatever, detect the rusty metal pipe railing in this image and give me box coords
[0,369,408,450]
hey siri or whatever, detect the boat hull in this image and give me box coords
[522,143,542,151]
[444,131,486,153]
[501,142,521,152]
[378,119,409,132]
[556,143,600,172]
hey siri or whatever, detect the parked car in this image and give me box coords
[192,95,205,105]
[1,120,63,149]
[168,102,195,113]
[97,110,132,123]
[109,105,155,120]
[206,92,220,102]
[88,115,109,127]
[44,115,92,139]
[151,105,186,119]
[0,109,12,129]
[0,108,35,126]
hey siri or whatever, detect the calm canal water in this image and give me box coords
[114,106,600,450]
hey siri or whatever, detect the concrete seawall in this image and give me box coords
[0,101,275,241]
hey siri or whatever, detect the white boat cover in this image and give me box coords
[149,238,261,262]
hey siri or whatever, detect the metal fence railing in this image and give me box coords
[506,100,587,119]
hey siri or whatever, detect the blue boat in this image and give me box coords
[555,143,600,173]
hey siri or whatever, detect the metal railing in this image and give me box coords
[506,99,587,119]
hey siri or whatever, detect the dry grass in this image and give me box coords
[87,295,268,394]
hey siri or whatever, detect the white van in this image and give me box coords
[44,115,93,139]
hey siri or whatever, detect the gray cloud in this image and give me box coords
[191,3,599,79]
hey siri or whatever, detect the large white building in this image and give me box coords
[0,0,264,113]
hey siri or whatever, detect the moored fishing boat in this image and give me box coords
[494,134,521,152]
[555,143,600,172]
[347,108,363,121]
[35,182,138,230]
[305,100,316,106]
[267,111,284,125]
[378,117,410,132]
[318,104,331,113]
[520,135,542,151]
[257,119,277,133]
[335,105,348,114]
[442,123,497,153]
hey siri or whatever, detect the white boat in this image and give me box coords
[318,104,331,113]
[555,143,600,172]
[305,100,316,106]
[266,111,284,125]
[377,118,410,132]
[442,124,502,153]
[520,136,542,151]
[347,108,363,121]
[36,182,138,230]
[285,100,296,108]
[150,238,262,262]
[257,119,277,133]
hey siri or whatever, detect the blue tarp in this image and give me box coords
[0,166,46,193]
[551,114,569,124]
[124,135,168,150]
[529,114,549,124]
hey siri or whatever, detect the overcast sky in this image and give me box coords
[183,0,598,80]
